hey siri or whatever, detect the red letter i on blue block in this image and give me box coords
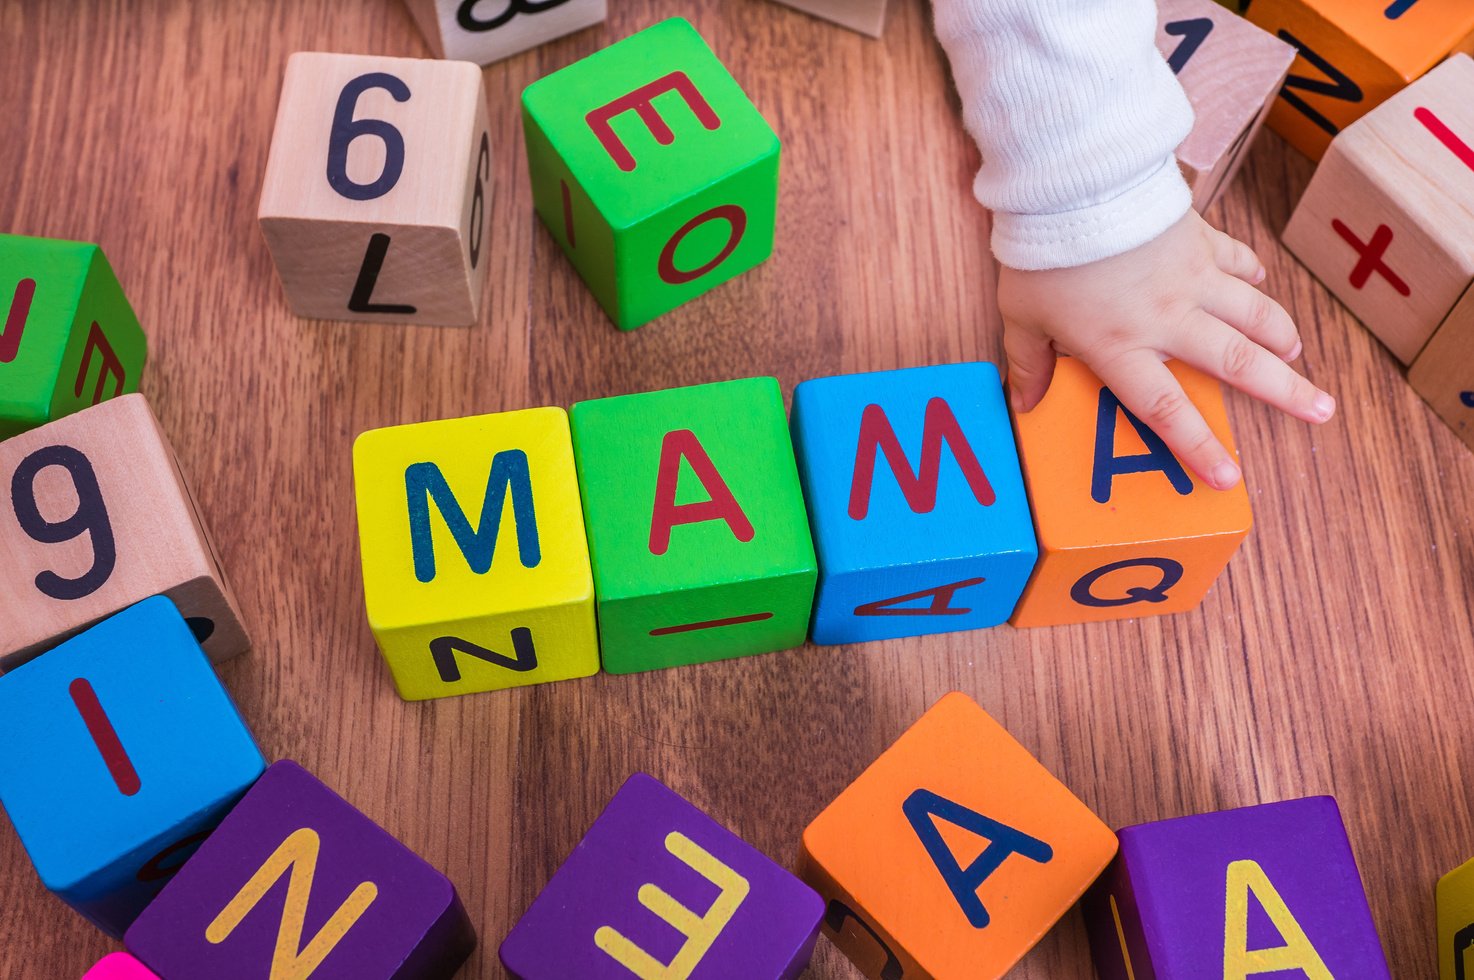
[791,363,1038,644]
[0,596,265,938]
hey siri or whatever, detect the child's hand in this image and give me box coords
[998,210,1335,491]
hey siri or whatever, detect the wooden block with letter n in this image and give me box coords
[403,0,606,65]
[767,0,888,37]
[0,234,147,440]
[1156,0,1295,211]
[790,362,1038,646]
[0,393,250,667]
[352,407,599,700]
[1247,0,1474,160]
[1284,54,1474,364]
[0,597,265,938]
[1411,285,1474,449]
[1438,854,1474,980]
[81,953,158,979]
[124,760,477,979]
[797,692,1117,979]
[259,52,492,325]
[1083,797,1391,978]
[1007,357,1252,628]
[499,773,824,978]
[522,18,780,330]
[570,377,816,673]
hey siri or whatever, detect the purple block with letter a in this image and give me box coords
[123,760,475,979]
[499,772,824,979]
[1083,795,1391,978]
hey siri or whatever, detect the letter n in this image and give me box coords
[1276,30,1364,138]
[648,429,754,556]
[1092,387,1193,504]
[1222,859,1333,979]
[405,451,541,583]
[848,398,995,520]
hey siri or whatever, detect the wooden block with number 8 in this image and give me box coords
[353,407,599,700]
[403,0,606,66]
[259,52,492,326]
[0,394,249,669]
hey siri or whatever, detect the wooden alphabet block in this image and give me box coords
[81,953,158,980]
[1247,0,1474,160]
[0,597,265,938]
[1410,285,1474,449]
[1284,54,1474,364]
[798,692,1117,979]
[767,0,888,37]
[352,407,599,700]
[1084,797,1391,978]
[499,773,824,979]
[403,0,606,65]
[0,393,250,668]
[0,235,146,440]
[124,760,477,979]
[570,377,816,673]
[258,52,491,325]
[1156,0,1296,211]
[1438,854,1474,979]
[790,363,1038,645]
[1008,357,1252,628]
[522,18,780,330]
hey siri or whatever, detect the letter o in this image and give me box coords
[1070,557,1184,608]
[658,204,747,285]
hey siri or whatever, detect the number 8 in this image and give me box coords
[10,445,117,601]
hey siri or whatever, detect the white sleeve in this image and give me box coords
[932,0,1196,271]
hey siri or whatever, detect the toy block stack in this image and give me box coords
[1246,0,1474,160]
[767,0,889,37]
[522,18,781,330]
[403,0,606,65]
[500,773,824,978]
[0,234,146,440]
[1156,0,1296,211]
[1084,796,1390,976]
[258,52,492,325]
[1438,855,1474,979]
[798,693,1118,978]
[1009,357,1252,628]
[353,407,600,699]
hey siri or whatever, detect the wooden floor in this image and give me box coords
[2,0,1470,976]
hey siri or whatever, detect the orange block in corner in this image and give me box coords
[1009,357,1251,629]
[798,692,1117,979]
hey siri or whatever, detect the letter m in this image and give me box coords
[405,451,541,583]
[848,397,996,520]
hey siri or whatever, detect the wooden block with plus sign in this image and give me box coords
[403,0,606,65]
[352,407,599,700]
[259,52,492,325]
[1156,0,1296,212]
[1410,285,1474,449]
[1247,0,1474,160]
[767,0,888,38]
[0,393,250,668]
[0,234,147,440]
[1283,54,1474,364]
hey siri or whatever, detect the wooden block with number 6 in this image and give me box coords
[353,407,599,700]
[259,52,492,325]
[403,0,606,66]
[0,394,249,669]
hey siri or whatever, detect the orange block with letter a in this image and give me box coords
[1009,357,1252,628]
[798,692,1117,979]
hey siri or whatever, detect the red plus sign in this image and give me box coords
[1331,220,1411,296]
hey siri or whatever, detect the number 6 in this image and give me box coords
[326,73,411,202]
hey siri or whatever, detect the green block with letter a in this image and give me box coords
[0,235,147,439]
[570,377,817,673]
[521,17,781,330]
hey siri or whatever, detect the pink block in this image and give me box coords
[81,953,158,980]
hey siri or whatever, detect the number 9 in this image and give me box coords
[10,445,117,601]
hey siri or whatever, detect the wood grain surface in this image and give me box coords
[0,1,1468,976]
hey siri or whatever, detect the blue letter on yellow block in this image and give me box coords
[406,451,540,582]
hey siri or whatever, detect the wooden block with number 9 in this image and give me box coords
[0,394,250,670]
[352,407,599,700]
[258,52,492,326]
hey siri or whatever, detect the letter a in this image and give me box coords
[903,788,1053,929]
[405,451,541,583]
[1223,859,1333,979]
[1091,387,1193,504]
[648,429,754,556]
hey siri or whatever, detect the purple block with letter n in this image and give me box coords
[124,760,475,980]
[1083,795,1391,978]
[499,772,824,979]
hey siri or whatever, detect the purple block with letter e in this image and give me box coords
[1083,795,1390,978]
[123,760,475,979]
[499,772,824,979]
